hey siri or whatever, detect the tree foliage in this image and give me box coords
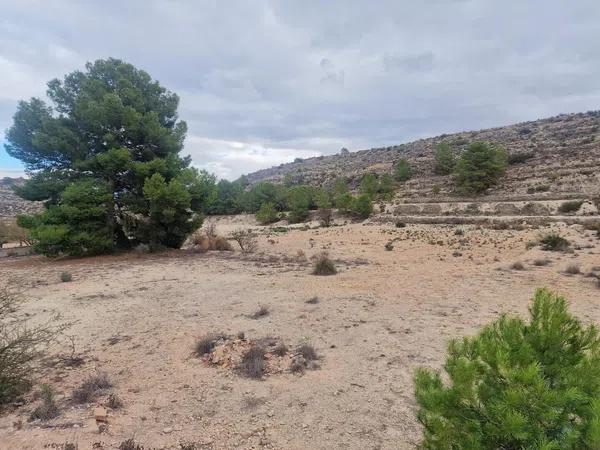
[6,58,215,256]
[434,141,455,175]
[454,141,508,194]
[415,288,600,450]
[255,202,279,225]
[394,159,413,182]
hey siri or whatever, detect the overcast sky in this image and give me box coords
[1,1,600,179]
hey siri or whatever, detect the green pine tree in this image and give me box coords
[414,288,600,449]
[454,141,508,194]
[6,58,216,255]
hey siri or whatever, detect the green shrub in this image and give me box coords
[394,159,412,182]
[351,194,373,219]
[334,192,353,212]
[360,173,379,198]
[434,141,455,175]
[287,186,311,223]
[255,202,278,225]
[415,288,600,449]
[454,141,508,194]
[539,232,570,251]
[558,200,584,214]
[60,272,72,283]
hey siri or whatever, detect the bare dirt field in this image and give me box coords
[1,218,599,449]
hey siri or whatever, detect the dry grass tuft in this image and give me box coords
[312,252,337,276]
[72,372,112,404]
[239,345,266,379]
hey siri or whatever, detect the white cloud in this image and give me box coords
[1,0,600,179]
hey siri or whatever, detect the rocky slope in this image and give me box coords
[0,177,42,218]
[246,111,600,202]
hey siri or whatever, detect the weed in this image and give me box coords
[118,439,144,450]
[107,393,123,409]
[272,342,288,357]
[312,253,337,276]
[29,384,59,421]
[239,345,266,379]
[72,372,112,404]
[297,344,318,361]
[565,264,581,275]
[195,334,221,356]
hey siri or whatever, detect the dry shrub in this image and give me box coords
[195,334,222,356]
[317,209,333,227]
[533,258,551,266]
[564,264,581,275]
[230,229,258,253]
[29,384,59,421]
[511,261,525,271]
[190,228,233,252]
[0,282,68,406]
[118,439,145,450]
[305,296,319,304]
[297,344,318,361]
[107,393,123,409]
[272,342,288,356]
[312,252,337,276]
[239,345,266,379]
[250,305,269,319]
[72,372,112,403]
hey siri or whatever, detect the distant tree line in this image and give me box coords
[5,58,509,257]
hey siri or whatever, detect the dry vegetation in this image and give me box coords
[0,216,599,448]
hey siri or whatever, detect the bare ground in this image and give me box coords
[1,219,599,449]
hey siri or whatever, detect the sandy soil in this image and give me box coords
[0,217,599,449]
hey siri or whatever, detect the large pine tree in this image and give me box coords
[6,58,215,255]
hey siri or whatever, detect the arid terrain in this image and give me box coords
[1,214,599,449]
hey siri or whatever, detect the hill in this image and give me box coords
[245,111,600,201]
[0,177,42,218]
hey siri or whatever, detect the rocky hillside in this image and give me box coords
[246,111,600,201]
[0,177,42,218]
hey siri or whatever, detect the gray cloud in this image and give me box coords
[1,0,600,179]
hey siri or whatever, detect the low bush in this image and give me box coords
[539,232,570,251]
[60,272,72,283]
[230,229,258,253]
[312,253,337,276]
[29,384,60,421]
[558,200,584,214]
[510,261,525,270]
[350,194,373,219]
[565,263,581,275]
[239,345,266,379]
[533,258,551,266]
[317,208,333,227]
[0,284,67,406]
[508,151,534,165]
[72,372,112,404]
[190,229,233,252]
[415,288,600,449]
[195,334,221,356]
[255,202,279,225]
